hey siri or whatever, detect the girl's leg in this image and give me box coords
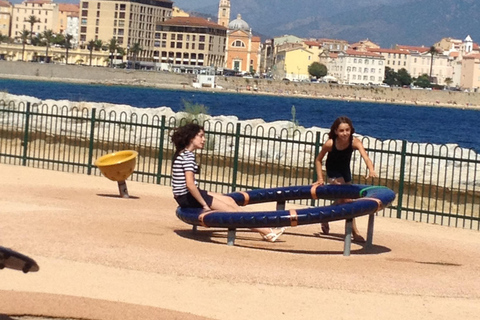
[321,177,347,235]
[208,192,284,241]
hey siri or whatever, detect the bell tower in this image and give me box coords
[218,0,231,27]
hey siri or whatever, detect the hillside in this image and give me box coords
[175,0,479,47]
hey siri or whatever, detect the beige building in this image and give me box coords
[323,49,385,85]
[395,45,452,85]
[367,48,410,72]
[11,0,59,39]
[0,41,109,64]
[171,6,188,18]
[317,38,349,53]
[57,3,78,34]
[460,53,480,91]
[302,40,322,61]
[79,0,172,66]
[155,16,226,72]
[0,0,12,38]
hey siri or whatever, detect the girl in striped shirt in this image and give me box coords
[171,123,284,242]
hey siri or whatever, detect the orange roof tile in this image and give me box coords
[463,53,480,59]
[367,48,409,55]
[345,49,382,57]
[304,41,321,47]
[158,16,226,29]
[59,3,79,12]
[396,45,429,53]
[0,0,12,8]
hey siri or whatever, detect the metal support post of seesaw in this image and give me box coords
[366,213,375,249]
[344,218,353,256]
[227,228,236,246]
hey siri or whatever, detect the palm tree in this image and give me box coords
[87,39,96,66]
[64,34,73,64]
[42,30,55,63]
[428,46,438,83]
[19,30,29,61]
[107,38,118,67]
[129,42,142,69]
[25,15,40,44]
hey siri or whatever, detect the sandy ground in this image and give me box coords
[1,163,480,320]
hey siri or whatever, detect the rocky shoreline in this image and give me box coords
[1,61,480,110]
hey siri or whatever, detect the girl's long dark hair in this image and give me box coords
[171,123,204,161]
[328,116,355,141]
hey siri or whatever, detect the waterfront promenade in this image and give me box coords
[1,164,479,320]
[1,61,480,109]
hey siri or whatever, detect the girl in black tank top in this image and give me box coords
[314,116,377,241]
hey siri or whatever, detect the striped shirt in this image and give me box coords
[172,150,198,196]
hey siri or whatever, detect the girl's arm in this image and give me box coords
[185,170,210,210]
[353,138,377,179]
[314,139,333,184]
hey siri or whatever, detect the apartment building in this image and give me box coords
[57,3,78,34]
[325,49,385,85]
[155,16,226,71]
[275,46,315,80]
[11,0,59,39]
[64,9,79,47]
[395,45,452,85]
[79,0,172,66]
[302,40,322,61]
[0,0,12,38]
[367,48,409,72]
[317,38,349,53]
[460,53,480,90]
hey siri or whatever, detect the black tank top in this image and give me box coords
[326,137,353,178]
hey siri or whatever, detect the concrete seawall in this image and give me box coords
[1,61,480,109]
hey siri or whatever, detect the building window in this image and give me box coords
[177,34,183,41]
[82,10,88,17]
[379,61,383,65]
[176,42,182,48]
[199,35,205,42]
[170,42,174,48]
[199,43,204,50]
[232,40,245,47]
[171,34,175,40]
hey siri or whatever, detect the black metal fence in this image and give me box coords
[1,100,479,230]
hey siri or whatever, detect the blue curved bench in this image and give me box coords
[176,184,396,255]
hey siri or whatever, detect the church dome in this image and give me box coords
[228,14,250,31]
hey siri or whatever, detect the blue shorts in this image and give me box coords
[174,189,213,208]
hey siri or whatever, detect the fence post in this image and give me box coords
[310,131,322,207]
[396,140,407,219]
[231,123,241,192]
[156,115,166,185]
[87,108,97,175]
[21,102,31,166]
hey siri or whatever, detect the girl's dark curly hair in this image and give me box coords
[328,116,355,140]
[171,123,204,160]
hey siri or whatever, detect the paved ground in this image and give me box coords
[1,164,479,320]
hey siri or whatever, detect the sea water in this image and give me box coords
[0,78,478,152]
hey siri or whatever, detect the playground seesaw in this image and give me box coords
[176,184,396,256]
